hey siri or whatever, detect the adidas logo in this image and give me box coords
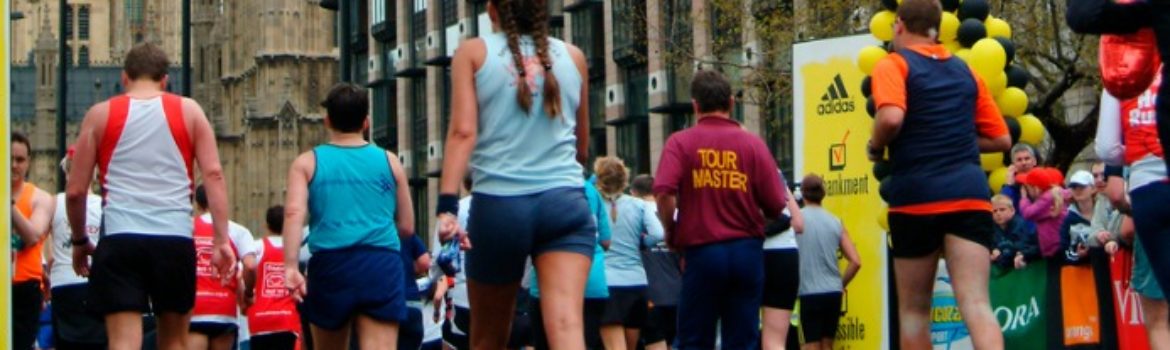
[817,75,856,116]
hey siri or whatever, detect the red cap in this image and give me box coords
[1016,167,1062,189]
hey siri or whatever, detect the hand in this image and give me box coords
[1076,244,1090,258]
[1096,231,1113,245]
[866,141,884,162]
[72,242,96,277]
[437,214,468,244]
[1105,241,1120,255]
[1006,165,1018,185]
[211,243,238,285]
[1014,254,1027,269]
[284,268,308,302]
[990,249,1001,261]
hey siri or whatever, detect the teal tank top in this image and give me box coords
[307,144,400,252]
[471,31,585,196]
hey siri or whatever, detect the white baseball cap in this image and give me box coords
[1068,170,1094,188]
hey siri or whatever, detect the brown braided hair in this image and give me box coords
[491,0,563,119]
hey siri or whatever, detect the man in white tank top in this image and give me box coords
[65,42,236,350]
[48,150,107,348]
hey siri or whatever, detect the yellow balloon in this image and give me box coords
[1018,114,1046,145]
[996,87,1028,118]
[985,16,1012,39]
[870,11,897,42]
[988,167,1010,194]
[940,12,961,43]
[987,71,1008,98]
[877,204,890,231]
[944,41,962,54]
[970,38,1007,80]
[857,46,888,75]
[954,48,973,62]
[981,152,1005,172]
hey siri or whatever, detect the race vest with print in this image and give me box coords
[193,217,239,319]
[247,237,301,336]
[1122,71,1164,163]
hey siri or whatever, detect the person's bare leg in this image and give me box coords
[155,312,193,350]
[468,280,520,350]
[535,251,591,350]
[311,322,352,350]
[799,341,822,350]
[623,328,640,350]
[1141,296,1170,348]
[645,341,668,350]
[894,250,941,350]
[600,325,627,350]
[944,235,1004,349]
[106,312,144,350]
[355,314,399,350]
[210,331,237,350]
[821,338,834,350]
[762,307,793,350]
[186,332,210,350]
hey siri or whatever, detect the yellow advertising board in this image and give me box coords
[793,35,887,350]
[2,0,12,347]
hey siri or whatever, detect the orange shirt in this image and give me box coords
[871,44,1008,215]
[14,182,46,283]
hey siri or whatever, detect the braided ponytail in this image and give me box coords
[532,1,562,119]
[496,0,534,113]
[492,0,562,119]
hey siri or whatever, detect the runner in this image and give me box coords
[631,175,679,350]
[244,205,301,350]
[593,157,663,350]
[1096,71,1170,345]
[281,83,414,350]
[47,149,106,349]
[66,42,235,350]
[653,69,788,349]
[762,178,803,350]
[434,0,594,348]
[400,231,433,350]
[12,132,55,350]
[795,174,861,350]
[189,185,257,350]
[867,0,1011,348]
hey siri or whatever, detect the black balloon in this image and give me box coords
[879,176,893,203]
[994,37,1015,65]
[941,0,961,12]
[1004,116,1021,144]
[1006,65,1030,89]
[959,0,991,21]
[866,97,877,118]
[1002,150,1013,167]
[882,0,898,11]
[873,161,892,180]
[861,76,873,98]
[958,19,987,48]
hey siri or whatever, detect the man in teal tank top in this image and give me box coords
[280,83,417,350]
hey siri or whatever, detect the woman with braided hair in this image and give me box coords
[435,0,593,349]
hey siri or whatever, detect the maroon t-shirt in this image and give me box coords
[653,117,787,248]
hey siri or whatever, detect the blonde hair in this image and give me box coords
[1049,187,1065,217]
[593,156,629,222]
[991,194,1013,208]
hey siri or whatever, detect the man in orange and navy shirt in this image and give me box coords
[866,0,1012,349]
[11,132,56,350]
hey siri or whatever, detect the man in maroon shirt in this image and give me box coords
[653,70,787,350]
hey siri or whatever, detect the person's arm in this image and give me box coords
[752,144,786,218]
[641,201,666,246]
[839,226,862,288]
[436,39,484,242]
[1065,0,1153,34]
[1105,170,1129,213]
[188,98,236,280]
[786,187,803,234]
[653,137,685,248]
[869,55,908,156]
[596,194,612,250]
[282,152,314,300]
[66,103,105,248]
[388,151,415,237]
[244,241,260,298]
[1019,190,1054,220]
[1018,223,1042,260]
[970,71,1012,152]
[13,189,53,248]
[1096,91,1126,166]
[569,45,590,167]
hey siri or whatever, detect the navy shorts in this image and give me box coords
[466,187,597,284]
[304,246,406,330]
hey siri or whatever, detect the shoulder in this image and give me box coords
[873,53,909,76]
[454,38,488,63]
[564,43,587,66]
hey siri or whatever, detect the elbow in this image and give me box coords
[65,188,87,204]
[448,124,476,145]
[201,166,225,183]
[398,222,416,238]
[990,136,1012,153]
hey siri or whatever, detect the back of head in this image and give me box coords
[123,43,170,82]
[691,70,733,113]
[194,184,208,210]
[630,174,654,197]
[266,205,285,235]
[321,83,369,133]
[489,0,562,119]
[801,173,826,204]
[594,157,629,197]
[896,0,941,38]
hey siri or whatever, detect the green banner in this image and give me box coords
[989,261,1048,350]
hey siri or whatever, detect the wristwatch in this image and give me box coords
[71,236,90,246]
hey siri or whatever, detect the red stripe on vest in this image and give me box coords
[160,94,194,183]
[193,217,239,319]
[98,95,131,197]
[247,237,302,336]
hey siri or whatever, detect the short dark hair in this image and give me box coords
[123,43,170,81]
[690,70,733,113]
[12,132,30,150]
[194,184,208,210]
[630,174,653,196]
[801,173,827,204]
[266,205,285,234]
[321,83,370,133]
[896,0,942,38]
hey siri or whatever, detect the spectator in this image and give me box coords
[1017,167,1069,259]
[1060,171,1098,264]
[1001,144,1040,209]
[795,174,861,350]
[990,195,1039,269]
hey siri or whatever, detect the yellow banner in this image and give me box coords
[794,35,887,350]
[2,0,13,347]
